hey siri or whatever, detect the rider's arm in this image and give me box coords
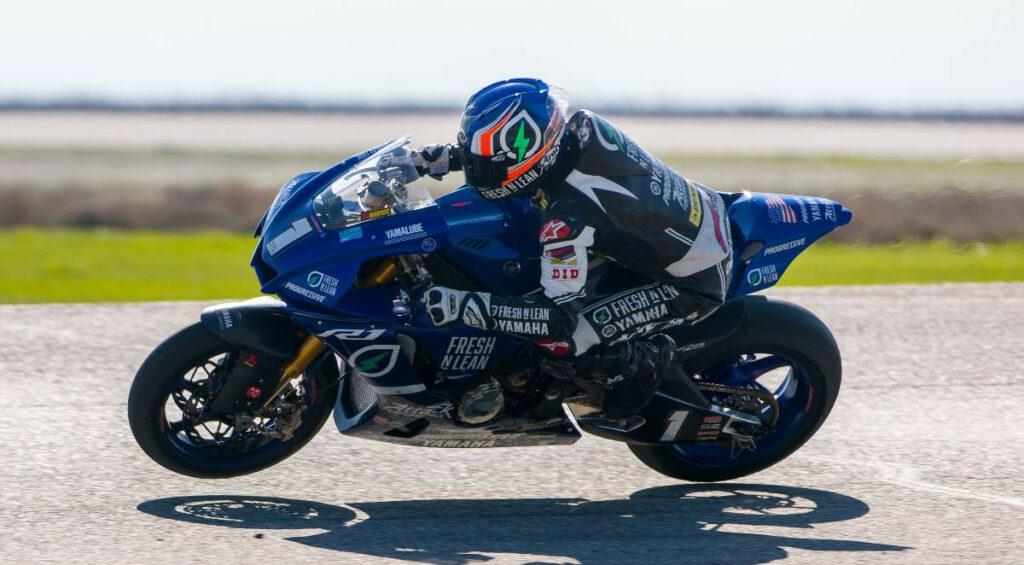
[411,143,462,180]
[423,211,595,356]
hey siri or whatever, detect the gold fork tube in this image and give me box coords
[263,334,328,407]
[363,260,398,287]
[263,258,395,407]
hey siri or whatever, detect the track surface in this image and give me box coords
[2,284,1022,564]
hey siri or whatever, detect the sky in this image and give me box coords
[1,0,1022,110]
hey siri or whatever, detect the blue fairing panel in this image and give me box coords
[435,187,542,296]
[725,192,852,297]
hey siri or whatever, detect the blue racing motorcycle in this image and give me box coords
[128,137,851,481]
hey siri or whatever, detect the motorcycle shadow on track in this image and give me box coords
[138,484,908,564]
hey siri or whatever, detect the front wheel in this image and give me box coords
[630,298,842,482]
[128,323,338,478]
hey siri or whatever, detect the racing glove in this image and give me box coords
[423,286,493,329]
[410,143,461,180]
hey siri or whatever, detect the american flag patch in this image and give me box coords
[766,195,798,224]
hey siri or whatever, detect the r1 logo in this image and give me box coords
[318,328,386,341]
[660,410,690,441]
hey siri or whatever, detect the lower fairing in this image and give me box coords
[332,372,581,448]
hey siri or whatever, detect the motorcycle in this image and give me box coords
[128,137,851,481]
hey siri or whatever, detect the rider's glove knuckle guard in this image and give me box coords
[424,286,493,328]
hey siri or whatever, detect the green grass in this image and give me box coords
[780,240,1024,285]
[0,229,259,303]
[1,229,1022,303]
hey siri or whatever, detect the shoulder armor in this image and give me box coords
[564,110,647,182]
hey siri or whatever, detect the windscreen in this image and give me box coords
[312,137,436,230]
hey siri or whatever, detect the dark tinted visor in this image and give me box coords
[461,150,508,189]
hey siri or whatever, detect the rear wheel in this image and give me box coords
[128,323,338,478]
[630,298,841,482]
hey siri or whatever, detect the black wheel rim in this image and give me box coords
[155,348,320,467]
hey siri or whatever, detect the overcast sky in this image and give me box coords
[2,0,1022,110]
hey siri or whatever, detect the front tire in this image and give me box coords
[630,298,841,482]
[128,323,337,478]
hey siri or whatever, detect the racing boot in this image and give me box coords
[575,334,677,430]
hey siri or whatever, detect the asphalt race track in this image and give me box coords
[2,284,1022,564]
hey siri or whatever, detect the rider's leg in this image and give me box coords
[563,261,729,417]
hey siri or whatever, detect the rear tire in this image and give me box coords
[128,323,337,478]
[630,298,841,482]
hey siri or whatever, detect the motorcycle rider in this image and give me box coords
[412,78,733,423]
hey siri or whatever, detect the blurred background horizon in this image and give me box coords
[2,0,1023,114]
[2,0,1023,302]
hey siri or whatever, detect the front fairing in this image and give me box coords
[252,138,447,313]
[252,137,544,317]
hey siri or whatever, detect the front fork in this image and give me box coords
[263,257,403,407]
[262,334,328,407]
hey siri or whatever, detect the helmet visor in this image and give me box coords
[461,149,509,189]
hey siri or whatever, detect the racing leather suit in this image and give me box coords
[421,110,733,358]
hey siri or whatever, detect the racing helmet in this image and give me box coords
[457,78,569,200]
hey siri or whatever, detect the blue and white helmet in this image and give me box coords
[457,78,569,200]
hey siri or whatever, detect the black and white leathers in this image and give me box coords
[474,110,733,356]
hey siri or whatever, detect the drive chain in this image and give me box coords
[697,382,780,427]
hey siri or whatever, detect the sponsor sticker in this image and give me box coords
[307,271,340,296]
[593,117,623,152]
[383,402,455,419]
[269,178,299,216]
[384,223,426,245]
[216,309,233,330]
[422,439,497,448]
[549,267,581,280]
[421,237,437,252]
[492,169,540,196]
[319,328,387,341]
[763,238,807,256]
[339,226,363,243]
[539,219,571,243]
[267,217,313,256]
[660,410,691,441]
[824,199,838,222]
[535,339,570,356]
[686,180,702,227]
[440,336,497,373]
[747,264,779,287]
[766,195,798,224]
[361,208,393,221]
[348,344,401,377]
[545,246,576,262]
[490,305,552,336]
[589,286,679,331]
[284,282,327,303]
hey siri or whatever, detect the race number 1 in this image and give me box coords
[660,410,690,441]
